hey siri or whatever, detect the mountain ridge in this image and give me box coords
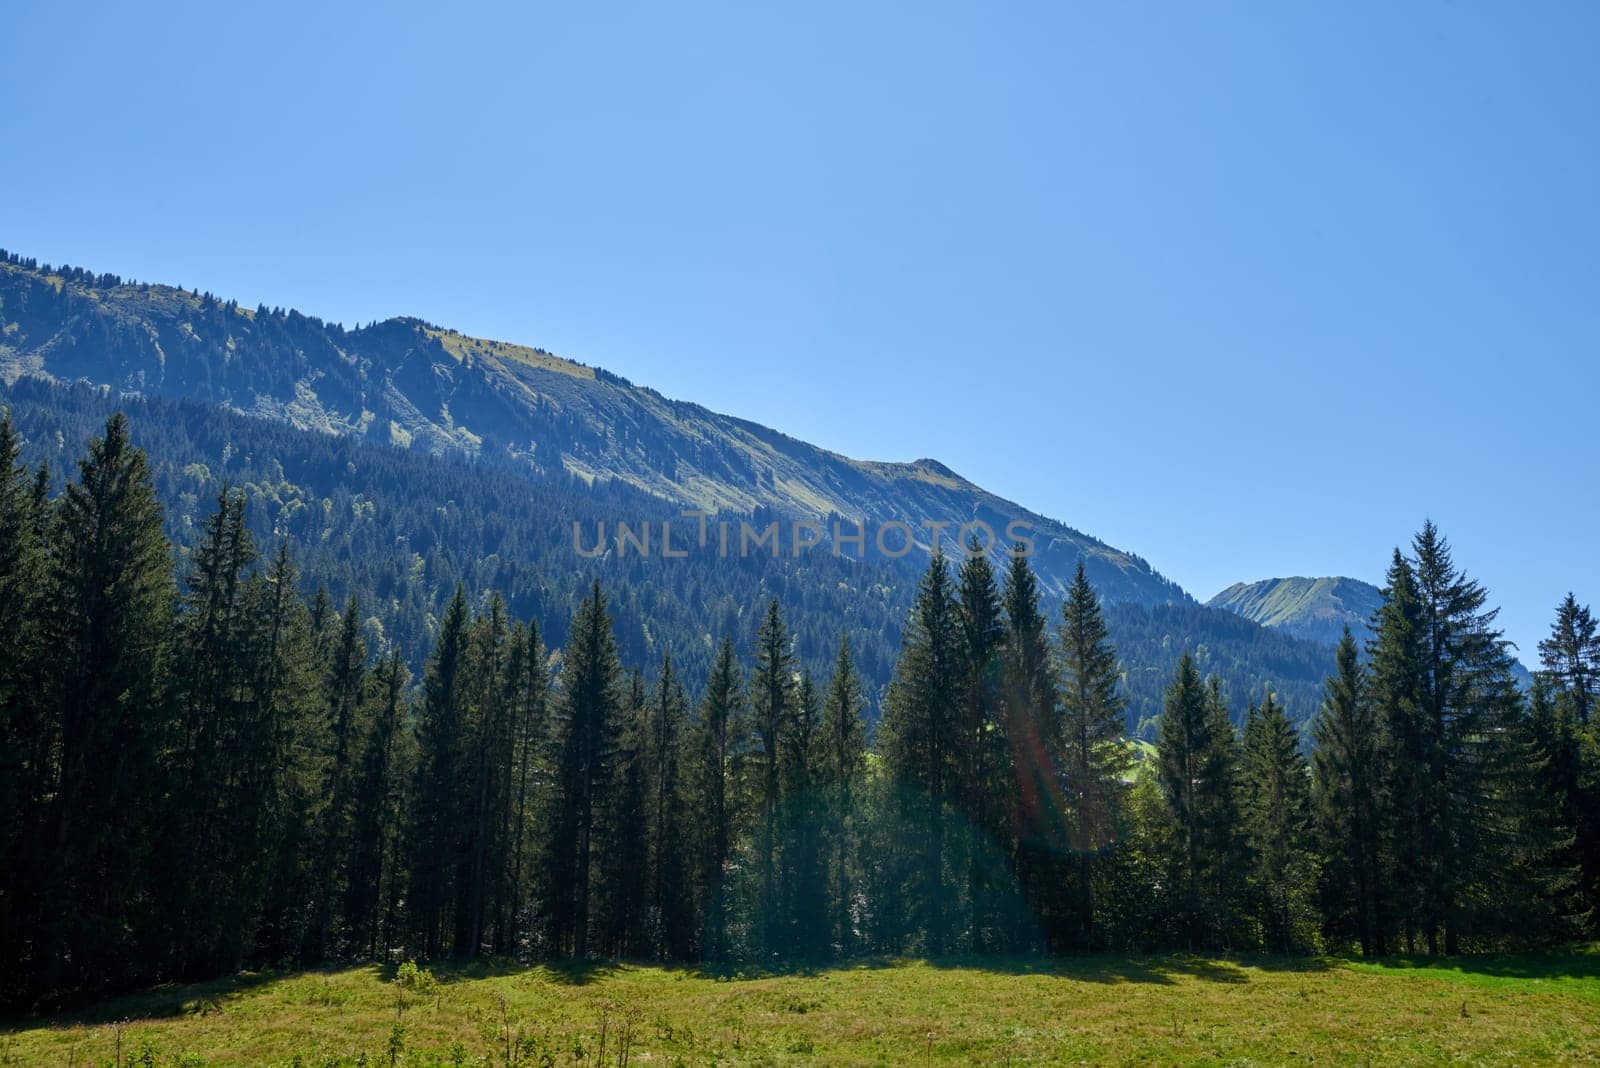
[0,251,1183,606]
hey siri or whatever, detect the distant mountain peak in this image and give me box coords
[1207,576,1383,646]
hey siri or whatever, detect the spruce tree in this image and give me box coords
[1000,549,1060,951]
[645,653,691,959]
[409,586,472,958]
[817,636,866,957]
[688,637,746,961]
[1410,521,1521,954]
[39,413,176,994]
[1056,559,1130,951]
[1239,691,1314,952]
[748,597,795,956]
[1539,593,1599,725]
[956,544,1006,952]
[1367,548,1430,953]
[1156,654,1243,949]
[1311,628,1385,956]
[881,552,962,954]
[548,580,623,958]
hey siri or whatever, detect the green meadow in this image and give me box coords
[5,950,1598,1066]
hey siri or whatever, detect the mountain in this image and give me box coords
[1,249,1351,735]
[0,252,1181,607]
[1207,576,1384,646]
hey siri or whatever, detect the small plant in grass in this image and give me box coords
[396,960,437,994]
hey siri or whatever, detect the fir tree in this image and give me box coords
[1539,593,1599,725]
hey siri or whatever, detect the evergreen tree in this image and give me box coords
[1239,691,1315,952]
[498,620,549,955]
[780,669,827,957]
[881,552,962,954]
[1410,521,1521,954]
[548,580,624,958]
[1311,628,1385,956]
[38,413,176,995]
[345,649,411,959]
[409,586,473,958]
[1367,548,1430,953]
[1539,593,1599,725]
[645,653,691,959]
[1056,559,1130,951]
[748,598,795,956]
[1000,549,1060,951]
[955,545,1006,952]
[688,637,746,961]
[0,412,44,987]
[1156,654,1243,949]
[817,637,866,957]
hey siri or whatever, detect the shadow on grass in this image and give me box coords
[0,965,322,1031]
[1354,945,1600,984]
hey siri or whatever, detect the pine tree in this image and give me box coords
[1311,628,1385,956]
[689,637,746,961]
[748,597,795,956]
[881,552,962,954]
[548,580,624,958]
[817,637,866,957]
[1056,559,1130,951]
[39,413,176,995]
[1240,691,1314,952]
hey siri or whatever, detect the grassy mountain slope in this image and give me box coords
[0,253,1180,606]
[1207,576,1385,646]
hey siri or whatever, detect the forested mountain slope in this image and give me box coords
[2,377,1339,734]
[0,252,1180,606]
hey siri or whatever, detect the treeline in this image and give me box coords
[1,414,1596,1010]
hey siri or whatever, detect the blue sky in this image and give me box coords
[3,1,1596,657]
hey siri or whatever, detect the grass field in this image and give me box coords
[4,950,1598,1066]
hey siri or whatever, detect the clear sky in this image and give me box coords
[3,1,1596,657]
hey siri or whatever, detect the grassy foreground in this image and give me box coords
[4,951,1599,1066]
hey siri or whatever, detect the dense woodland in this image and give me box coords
[1,413,1596,1008]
